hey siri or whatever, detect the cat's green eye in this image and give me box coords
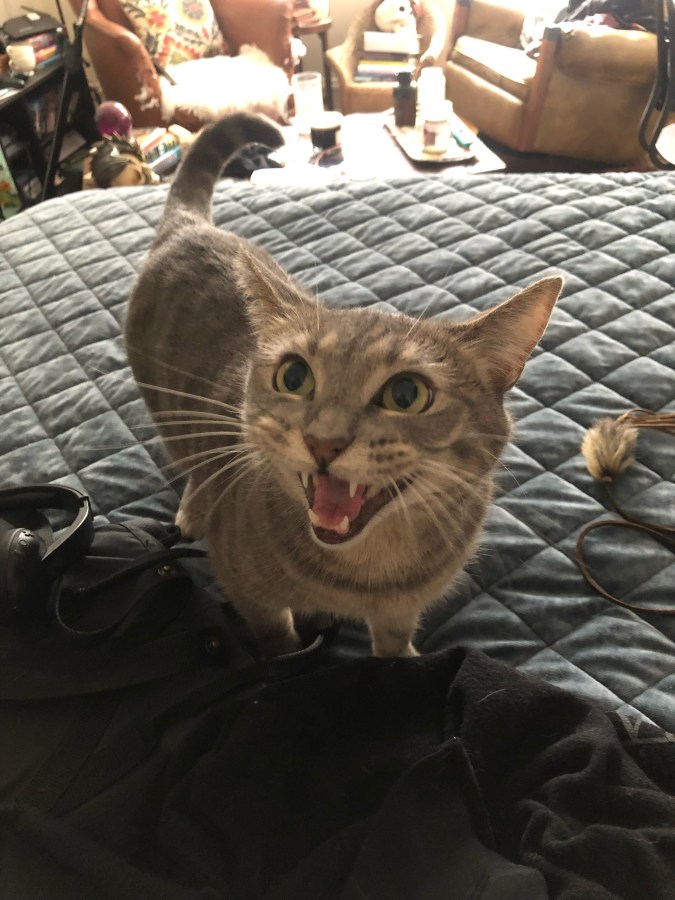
[274,357,315,397]
[380,374,431,414]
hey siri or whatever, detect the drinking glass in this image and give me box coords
[291,72,324,135]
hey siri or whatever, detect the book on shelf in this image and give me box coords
[22,30,64,52]
[24,87,62,140]
[35,45,61,68]
[0,143,23,218]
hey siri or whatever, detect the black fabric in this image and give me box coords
[221,143,282,180]
[564,0,658,30]
[2,647,674,899]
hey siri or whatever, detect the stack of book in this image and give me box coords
[354,30,419,83]
[134,127,183,176]
[20,30,64,70]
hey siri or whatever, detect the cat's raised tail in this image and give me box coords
[157,112,284,239]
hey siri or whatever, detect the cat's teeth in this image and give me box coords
[308,509,321,528]
[349,479,358,499]
[336,516,350,535]
[300,471,309,490]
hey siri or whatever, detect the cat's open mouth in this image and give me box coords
[300,473,404,545]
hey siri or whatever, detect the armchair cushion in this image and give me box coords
[555,24,657,84]
[464,0,525,47]
[119,0,227,68]
[451,35,535,101]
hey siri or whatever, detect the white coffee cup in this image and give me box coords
[7,43,36,76]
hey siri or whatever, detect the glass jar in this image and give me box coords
[422,105,450,154]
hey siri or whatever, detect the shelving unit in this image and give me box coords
[0,58,97,219]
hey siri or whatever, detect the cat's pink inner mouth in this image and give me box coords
[301,474,398,545]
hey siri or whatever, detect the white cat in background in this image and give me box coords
[160,45,289,124]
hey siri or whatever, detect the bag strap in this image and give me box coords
[51,546,207,643]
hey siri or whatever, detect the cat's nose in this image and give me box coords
[304,435,352,471]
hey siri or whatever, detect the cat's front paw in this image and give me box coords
[175,506,204,541]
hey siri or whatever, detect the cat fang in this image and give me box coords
[299,472,407,545]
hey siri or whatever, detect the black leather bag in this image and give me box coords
[2,12,62,41]
[0,487,331,834]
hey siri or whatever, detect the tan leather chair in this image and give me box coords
[325,0,450,115]
[69,0,294,130]
[446,0,666,164]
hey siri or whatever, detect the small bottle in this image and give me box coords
[393,70,417,128]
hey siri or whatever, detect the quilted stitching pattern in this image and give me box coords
[1,172,673,729]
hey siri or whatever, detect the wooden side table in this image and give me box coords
[293,17,334,110]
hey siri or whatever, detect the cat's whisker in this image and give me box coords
[149,418,242,430]
[87,366,241,415]
[181,446,263,508]
[209,459,260,515]
[415,459,486,503]
[160,444,255,474]
[403,296,436,342]
[145,430,244,444]
[161,447,258,486]
[417,455,491,493]
[153,409,243,427]
[123,338,239,398]
[411,466,482,530]
[401,476,455,550]
[388,477,414,538]
[128,409,242,425]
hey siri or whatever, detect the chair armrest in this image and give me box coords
[83,0,163,126]
[554,24,657,85]
[325,43,355,88]
[462,0,525,48]
[210,0,294,78]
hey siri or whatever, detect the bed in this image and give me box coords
[2,170,674,734]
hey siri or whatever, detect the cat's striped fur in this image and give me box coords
[126,113,562,658]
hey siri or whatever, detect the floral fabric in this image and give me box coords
[120,0,228,68]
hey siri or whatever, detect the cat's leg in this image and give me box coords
[240,603,303,659]
[175,476,206,540]
[368,609,420,658]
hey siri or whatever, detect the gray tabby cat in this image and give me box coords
[126,113,562,659]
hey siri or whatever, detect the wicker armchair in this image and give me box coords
[325,1,450,115]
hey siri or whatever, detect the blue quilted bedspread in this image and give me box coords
[1,172,674,730]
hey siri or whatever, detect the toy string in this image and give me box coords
[576,409,675,616]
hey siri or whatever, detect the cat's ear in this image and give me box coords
[232,244,312,330]
[458,276,563,391]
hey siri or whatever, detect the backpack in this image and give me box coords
[0,484,331,818]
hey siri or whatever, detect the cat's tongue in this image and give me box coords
[312,475,366,529]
